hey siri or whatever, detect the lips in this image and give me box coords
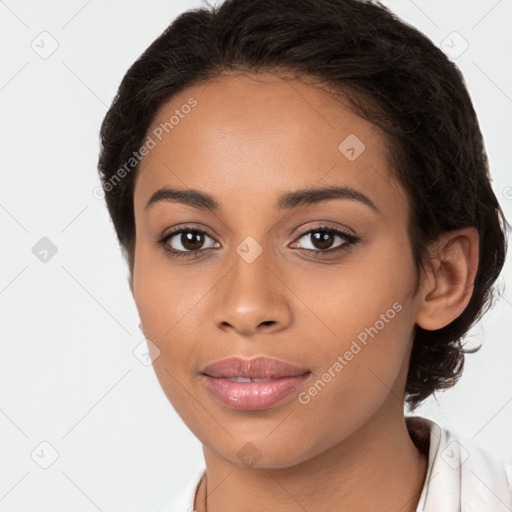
[200,356,311,411]
[201,356,310,380]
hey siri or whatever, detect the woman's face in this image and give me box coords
[131,72,425,467]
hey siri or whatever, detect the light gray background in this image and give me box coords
[1,0,511,510]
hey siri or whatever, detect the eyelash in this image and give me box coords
[156,224,360,260]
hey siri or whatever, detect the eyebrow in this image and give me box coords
[145,185,380,214]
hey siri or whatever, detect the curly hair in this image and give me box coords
[97,0,509,408]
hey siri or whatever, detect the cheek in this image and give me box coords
[131,248,218,398]
[132,245,204,340]
[132,254,202,418]
[286,239,417,396]
[291,292,415,447]
[286,238,414,340]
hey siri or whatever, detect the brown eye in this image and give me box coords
[309,231,337,250]
[179,231,206,251]
[295,228,356,252]
[163,229,218,253]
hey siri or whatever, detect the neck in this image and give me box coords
[194,408,428,512]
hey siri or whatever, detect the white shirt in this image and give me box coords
[150,416,512,511]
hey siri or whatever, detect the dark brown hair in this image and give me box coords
[97,0,509,408]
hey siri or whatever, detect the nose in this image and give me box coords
[211,247,292,337]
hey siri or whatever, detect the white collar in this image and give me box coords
[409,416,512,511]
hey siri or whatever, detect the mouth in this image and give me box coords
[200,356,311,410]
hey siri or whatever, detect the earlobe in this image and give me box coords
[415,227,479,331]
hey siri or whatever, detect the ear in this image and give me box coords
[415,227,479,331]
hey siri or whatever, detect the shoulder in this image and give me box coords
[407,416,512,511]
[150,466,206,512]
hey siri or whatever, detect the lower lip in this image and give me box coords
[201,374,311,411]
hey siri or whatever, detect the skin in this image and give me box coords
[129,72,479,512]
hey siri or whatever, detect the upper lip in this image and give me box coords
[201,356,310,379]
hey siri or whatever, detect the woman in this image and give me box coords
[97,0,511,510]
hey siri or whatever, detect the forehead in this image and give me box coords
[134,72,405,219]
